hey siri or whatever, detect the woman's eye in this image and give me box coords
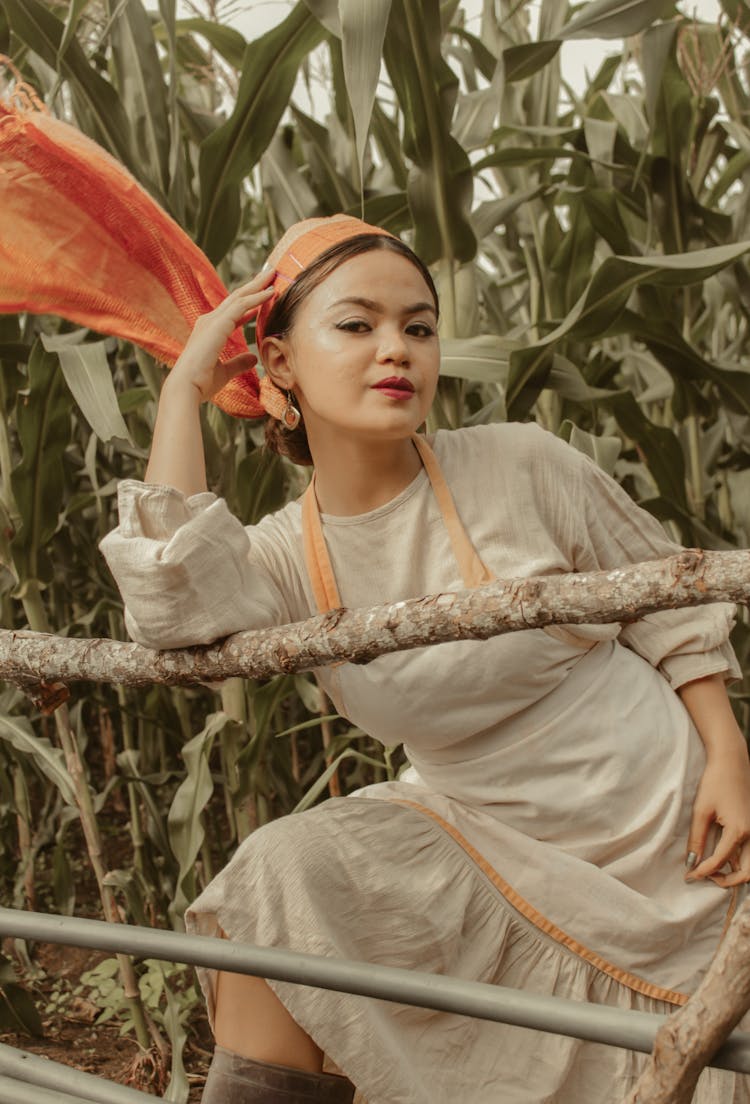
[337,320,370,333]
[407,322,435,337]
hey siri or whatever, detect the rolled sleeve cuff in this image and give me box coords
[659,643,742,690]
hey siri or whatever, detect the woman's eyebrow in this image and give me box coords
[327,296,436,316]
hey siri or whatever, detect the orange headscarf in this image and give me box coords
[254,214,394,420]
[0,60,392,421]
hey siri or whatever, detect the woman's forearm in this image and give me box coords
[677,673,746,759]
[142,271,275,495]
[144,375,208,495]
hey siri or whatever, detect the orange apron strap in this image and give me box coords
[302,478,342,613]
[301,434,494,615]
[410,433,495,588]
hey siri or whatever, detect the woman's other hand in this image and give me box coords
[168,269,275,402]
[680,673,750,887]
[685,747,750,886]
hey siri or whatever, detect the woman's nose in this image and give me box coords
[376,327,409,364]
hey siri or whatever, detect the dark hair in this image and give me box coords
[262,233,439,466]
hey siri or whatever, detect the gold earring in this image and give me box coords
[283,390,301,430]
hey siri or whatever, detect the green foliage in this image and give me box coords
[0,952,42,1036]
[196,3,326,260]
[81,956,196,1097]
[2,0,750,1075]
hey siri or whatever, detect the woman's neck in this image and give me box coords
[310,434,423,517]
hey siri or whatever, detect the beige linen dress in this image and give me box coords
[101,422,748,1104]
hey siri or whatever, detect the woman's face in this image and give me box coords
[266,249,440,449]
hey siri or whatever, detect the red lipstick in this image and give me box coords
[372,376,415,400]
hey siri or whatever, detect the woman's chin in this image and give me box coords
[306,408,430,447]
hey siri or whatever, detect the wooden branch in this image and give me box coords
[623,897,750,1103]
[2,549,750,712]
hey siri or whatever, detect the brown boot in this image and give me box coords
[200,1046,356,1103]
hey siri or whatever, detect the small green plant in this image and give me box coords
[81,956,198,1098]
[81,956,197,1033]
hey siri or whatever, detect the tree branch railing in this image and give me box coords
[3,548,750,712]
[3,547,750,1102]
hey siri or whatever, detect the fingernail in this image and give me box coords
[686,851,697,870]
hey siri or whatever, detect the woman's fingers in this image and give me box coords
[685,803,712,874]
[688,834,738,880]
[219,273,276,325]
[688,829,748,881]
[228,268,276,301]
[207,353,259,399]
[709,842,750,887]
[710,868,750,887]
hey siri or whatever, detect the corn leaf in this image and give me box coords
[507,241,750,417]
[168,712,232,925]
[301,0,341,35]
[504,41,560,82]
[2,0,136,176]
[383,0,475,266]
[559,0,676,40]
[107,0,170,196]
[340,0,392,187]
[0,713,76,807]
[57,0,91,61]
[41,336,132,445]
[10,342,72,583]
[172,17,246,69]
[440,336,510,383]
[0,953,43,1036]
[197,3,325,262]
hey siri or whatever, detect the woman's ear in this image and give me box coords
[260,336,295,390]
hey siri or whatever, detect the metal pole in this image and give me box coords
[2,908,750,1073]
[0,1043,155,1104]
[0,1071,104,1104]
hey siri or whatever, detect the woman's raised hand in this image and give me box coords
[168,269,276,402]
[144,270,275,494]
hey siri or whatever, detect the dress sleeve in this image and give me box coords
[99,480,291,649]
[544,431,741,689]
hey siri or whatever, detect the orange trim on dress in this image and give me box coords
[389,798,692,1008]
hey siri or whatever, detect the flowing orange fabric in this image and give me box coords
[0,63,262,416]
[0,63,391,420]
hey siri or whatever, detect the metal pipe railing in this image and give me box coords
[0,1042,155,1104]
[0,1070,113,1104]
[1,907,749,1074]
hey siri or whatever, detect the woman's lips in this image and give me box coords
[372,377,415,400]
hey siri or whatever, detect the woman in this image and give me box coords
[101,215,750,1104]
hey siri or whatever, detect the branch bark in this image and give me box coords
[2,548,749,711]
[623,898,750,1103]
